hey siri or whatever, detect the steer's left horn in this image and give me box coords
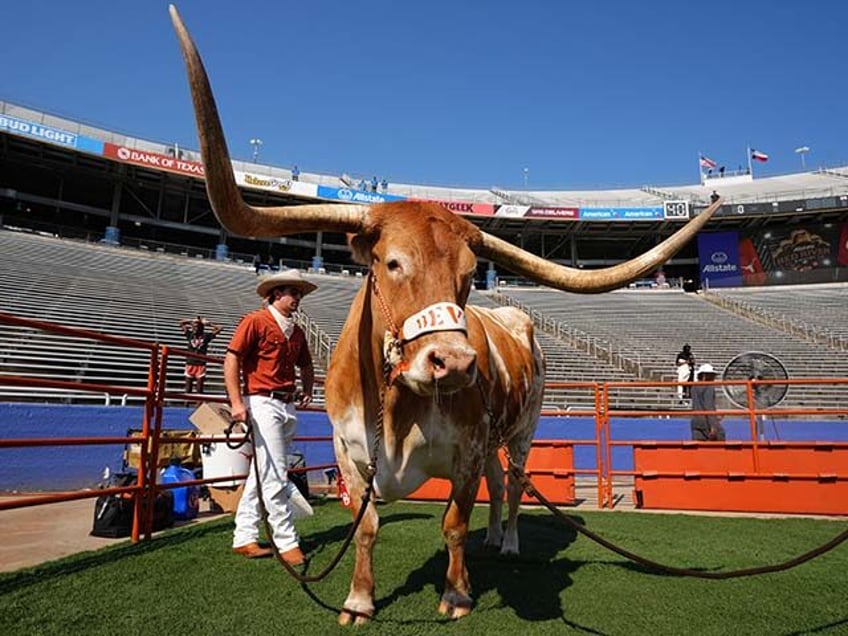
[169,5,368,238]
[479,198,721,294]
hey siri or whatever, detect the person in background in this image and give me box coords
[690,363,725,441]
[225,269,316,564]
[291,165,300,181]
[380,177,388,193]
[178,316,222,395]
[371,175,378,192]
[675,344,696,402]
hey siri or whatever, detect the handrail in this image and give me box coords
[0,310,846,548]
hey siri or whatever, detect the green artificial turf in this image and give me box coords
[1,500,845,635]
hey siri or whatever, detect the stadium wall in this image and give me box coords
[2,404,846,492]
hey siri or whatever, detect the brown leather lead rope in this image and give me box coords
[505,454,848,579]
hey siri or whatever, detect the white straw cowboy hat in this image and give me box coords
[256,269,318,298]
[697,363,717,376]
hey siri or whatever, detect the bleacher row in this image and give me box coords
[1,229,846,414]
[496,286,848,412]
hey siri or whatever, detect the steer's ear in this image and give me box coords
[348,226,380,266]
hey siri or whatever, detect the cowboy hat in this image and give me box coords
[697,363,716,376]
[256,269,318,298]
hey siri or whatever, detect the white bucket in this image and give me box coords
[201,437,251,488]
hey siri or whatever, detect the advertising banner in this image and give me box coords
[424,199,496,217]
[236,171,317,198]
[494,205,530,218]
[740,222,844,286]
[579,207,664,221]
[317,185,406,204]
[102,143,205,178]
[697,231,742,287]
[0,113,103,154]
[526,206,579,219]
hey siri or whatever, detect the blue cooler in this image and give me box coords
[161,462,200,520]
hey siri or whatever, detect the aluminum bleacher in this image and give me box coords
[0,230,275,403]
[709,284,848,343]
[495,286,848,412]
[4,229,845,414]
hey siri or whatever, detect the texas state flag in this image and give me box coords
[751,149,769,162]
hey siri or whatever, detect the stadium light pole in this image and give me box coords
[249,138,263,163]
[523,167,529,190]
[794,146,810,169]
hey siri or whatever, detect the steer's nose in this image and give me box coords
[429,345,477,388]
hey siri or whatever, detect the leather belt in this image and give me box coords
[252,389,297,403]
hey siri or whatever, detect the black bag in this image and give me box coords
[91,472,175,538]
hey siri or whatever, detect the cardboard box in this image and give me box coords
[189,402,233,436]
[123,429,201,469]
[208,484,245,513]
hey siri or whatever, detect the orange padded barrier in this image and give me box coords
[406,440,575,505]
[632,442,848,515]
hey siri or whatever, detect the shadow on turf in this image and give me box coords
[381,512,584,623]
[784,617,848,635]
[300,509,606,628]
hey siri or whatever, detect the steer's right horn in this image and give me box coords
[479,198,721,294]
[169,5,368,238]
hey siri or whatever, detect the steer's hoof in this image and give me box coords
[338,607,372,626]
[438,594,473,619]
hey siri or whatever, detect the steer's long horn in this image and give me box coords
[169,5,367,238]
[479,198,721,293]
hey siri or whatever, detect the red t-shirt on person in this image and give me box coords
[227,308,312,395]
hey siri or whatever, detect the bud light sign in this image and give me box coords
[697,231,741,288]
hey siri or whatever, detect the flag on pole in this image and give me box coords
[751,149,769,162]
[699,155,717,169]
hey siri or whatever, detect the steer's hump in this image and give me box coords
[469,305,535,345]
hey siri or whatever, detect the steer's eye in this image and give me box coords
[387,259,401,272]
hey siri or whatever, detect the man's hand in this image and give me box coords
[230,403,247,424]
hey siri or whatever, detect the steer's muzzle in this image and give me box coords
[411,341,477,394]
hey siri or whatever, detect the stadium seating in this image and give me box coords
[1,228,846,415]
[710,286,848,342]
[496,286,848,412]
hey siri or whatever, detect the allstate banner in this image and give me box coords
[317,185,406,204]
[697,231,741,287]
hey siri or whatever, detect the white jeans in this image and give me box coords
[676,365,691,399]
[233,394,300,551]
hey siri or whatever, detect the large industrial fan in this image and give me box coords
[722,351,789,439]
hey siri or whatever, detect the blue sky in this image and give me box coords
[2,1,846,190]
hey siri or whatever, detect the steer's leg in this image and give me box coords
[502,432,533,555]
[335,450,379,626]
[439,473,480,618]
[482,452,505,549]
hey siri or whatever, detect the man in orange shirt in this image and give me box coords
[224,269,316,565]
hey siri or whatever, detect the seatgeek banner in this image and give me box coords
[0,113,103,154]
[697,231,742,287]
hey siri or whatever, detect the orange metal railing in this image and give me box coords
[2,310,847,544]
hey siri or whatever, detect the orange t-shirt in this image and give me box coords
[227,308,312,395]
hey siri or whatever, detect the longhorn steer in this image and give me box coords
[169,5,720,624]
